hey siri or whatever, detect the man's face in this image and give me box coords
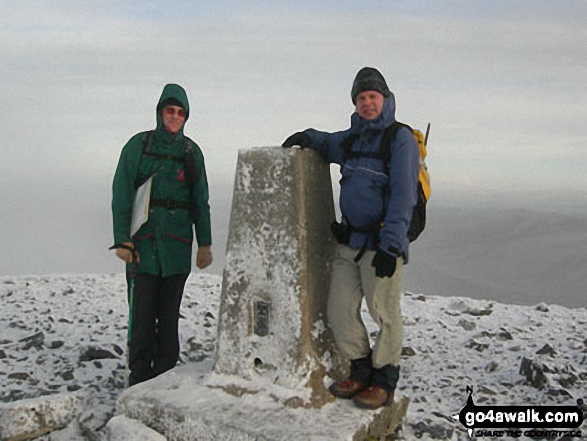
[162,105,187,134]
[355,91,385,120]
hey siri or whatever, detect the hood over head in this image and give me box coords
[156,83,190,134]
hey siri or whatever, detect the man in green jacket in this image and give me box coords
[111,83,212,386]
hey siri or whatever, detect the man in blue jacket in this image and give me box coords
[282,67,419,409]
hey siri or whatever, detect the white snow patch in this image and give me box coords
[0,273,585,439]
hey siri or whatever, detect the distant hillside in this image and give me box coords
[405,206,587,309]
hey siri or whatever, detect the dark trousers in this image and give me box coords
[126,272,189,386]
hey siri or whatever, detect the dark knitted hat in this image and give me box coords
[351,67,390,104]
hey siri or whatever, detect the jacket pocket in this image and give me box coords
[340,166,388,230]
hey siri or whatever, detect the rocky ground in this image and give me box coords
[0,273,585,440]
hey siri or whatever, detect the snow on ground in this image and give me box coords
[0,273,585,440]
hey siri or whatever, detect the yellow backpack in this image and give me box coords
[341,121,431,242]
[414,127,431,197]
[380,122,431,242]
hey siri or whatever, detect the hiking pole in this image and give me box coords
[109,243,138,382]
[126,244,138,382]
[425,123,431,146]
[127,248,137,343]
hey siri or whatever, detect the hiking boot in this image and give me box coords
[330,353,373,399]
[329,378,367,399]
[352,385,393,409]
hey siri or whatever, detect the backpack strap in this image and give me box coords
[341,133,359,163]
[341,121,413,170]
[342,131,397,162]
[183,137,198,221]
[379,121,413,174]
[183,137,197,185]
[141,130,184,162]
[137,133,198,219]
[142,130,154,152]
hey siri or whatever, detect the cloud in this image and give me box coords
[1,1,586,275]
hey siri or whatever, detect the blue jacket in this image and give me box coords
[304,94,419,263]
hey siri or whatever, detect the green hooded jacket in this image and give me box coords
[112,84,212,276]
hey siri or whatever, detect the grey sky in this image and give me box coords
[1,1,586,280]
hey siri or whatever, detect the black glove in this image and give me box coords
[372,250,397,278]
[282,132,311,149]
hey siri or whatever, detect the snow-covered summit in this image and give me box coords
[0,273,585,440]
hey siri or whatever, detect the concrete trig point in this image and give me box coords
[117,147,408,440]
[213,147,344,407]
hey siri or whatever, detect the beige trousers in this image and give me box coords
[327,244,403,368]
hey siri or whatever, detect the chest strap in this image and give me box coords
[150,198,190,210]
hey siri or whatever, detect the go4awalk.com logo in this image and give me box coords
[453,386,584,438]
